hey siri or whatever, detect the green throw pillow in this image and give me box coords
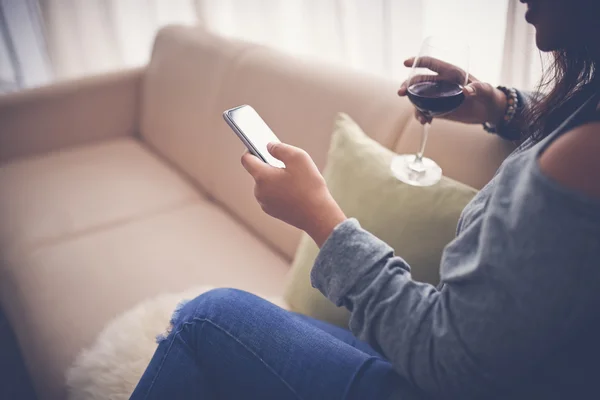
[283,113,478,327]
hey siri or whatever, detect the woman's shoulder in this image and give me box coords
[538,121,600,201]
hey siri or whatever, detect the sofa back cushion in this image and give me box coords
[140,25,412,259]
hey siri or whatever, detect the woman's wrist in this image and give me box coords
[488,87,509,126]
[306,198,347,248]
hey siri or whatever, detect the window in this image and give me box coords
[4,0,539,91]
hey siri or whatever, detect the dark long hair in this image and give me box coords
[525,1,600,141]
[525,49,598,141]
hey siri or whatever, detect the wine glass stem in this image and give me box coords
[411,121,431,172]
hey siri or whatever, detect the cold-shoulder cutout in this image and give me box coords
[538,121,600,202]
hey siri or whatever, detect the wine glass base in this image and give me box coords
[391,155,442,187]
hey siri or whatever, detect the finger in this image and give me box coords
[241,152,270,179]
[415,110,426,125]
[415,109,432,125]
[464,85,476,97]
[466,73,479,85]
[464,81,496,99]
[267,142,306,164]
[411,56,456,74]
[398,80,408,96]
[403,57,416,68]
[411,57,468,85]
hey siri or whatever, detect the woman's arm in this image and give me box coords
[311,126,600,399]
[240,128,600,399]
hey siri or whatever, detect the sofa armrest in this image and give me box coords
[0,67,144,164]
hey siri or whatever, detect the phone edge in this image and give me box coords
[222,109,268,164]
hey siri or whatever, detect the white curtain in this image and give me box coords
[6,0,542,91]
[500,0,543,89]
[196,0,510,84]
[38,0,198,80]
[0,0,51,91]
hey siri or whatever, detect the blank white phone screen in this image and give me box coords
[228,106,285,168]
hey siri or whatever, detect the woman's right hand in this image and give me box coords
[398,57,508,126]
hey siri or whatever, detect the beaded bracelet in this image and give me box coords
[483,86,519,134]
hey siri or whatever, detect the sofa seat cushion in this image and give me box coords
[1,202,290,399]
[0,137,290,399]
[0,137,200,257]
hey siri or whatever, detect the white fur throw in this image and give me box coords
[66,286,287,400]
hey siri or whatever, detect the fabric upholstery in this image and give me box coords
[140,25,253,200]
[0,136,289,398]
[1,202,289,399]
[0,68,142,164]
[140,26,413,260]
[0,137,199,258]
[284,114,477,327]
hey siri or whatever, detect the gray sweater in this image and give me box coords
[311,94,600,400]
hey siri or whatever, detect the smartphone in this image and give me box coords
[223,105,285,168]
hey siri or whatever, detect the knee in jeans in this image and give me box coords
[156,288,255,343]
[179,288,254,322]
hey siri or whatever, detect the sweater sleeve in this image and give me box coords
[310,158,600,400]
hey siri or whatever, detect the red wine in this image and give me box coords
[407,81,465,117]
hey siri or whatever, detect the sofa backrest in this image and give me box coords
[140,25,513,260]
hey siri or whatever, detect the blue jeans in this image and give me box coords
[130,288,408,399]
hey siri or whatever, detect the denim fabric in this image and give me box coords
[131,288,419,400]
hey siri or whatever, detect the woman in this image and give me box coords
[131,0,600,398]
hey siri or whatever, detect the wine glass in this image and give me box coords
[391,37,470,186]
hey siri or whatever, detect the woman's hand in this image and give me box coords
[241,143,346,247]
[398,56,508,125]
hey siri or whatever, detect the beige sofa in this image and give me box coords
[0,25,514,399]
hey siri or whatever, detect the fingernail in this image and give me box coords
[464,86,475,95]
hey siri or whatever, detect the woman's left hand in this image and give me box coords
[241,142,346,247]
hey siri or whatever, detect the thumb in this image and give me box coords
[464,82,496,100]
[267,142,304,163]
[241,152,270,179]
